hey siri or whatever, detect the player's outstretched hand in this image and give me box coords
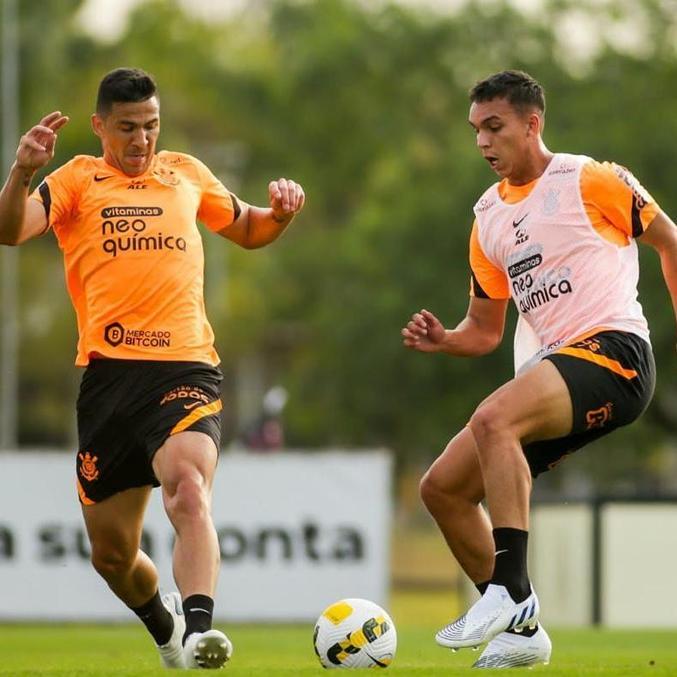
[402,309,446,352]
[269,178,305,222]
[15,112,69,173]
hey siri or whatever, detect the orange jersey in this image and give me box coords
[469,154,659,361]
[30,152,237,366]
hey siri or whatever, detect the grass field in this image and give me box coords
[1,590,675,675]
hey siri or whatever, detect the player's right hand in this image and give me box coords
[401,308,446,352]
[15,111,69,173]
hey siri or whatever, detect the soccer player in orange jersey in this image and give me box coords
[0,67,305,669]
[401,70,677,668]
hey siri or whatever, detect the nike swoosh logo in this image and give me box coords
[365,652,389,668]
[94,174,113,182]
[183,401,204,410]
[512,214,528,228]
[495,549,509,555]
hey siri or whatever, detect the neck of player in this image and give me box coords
[507,143,554,186]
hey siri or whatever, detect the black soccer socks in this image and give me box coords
[131,590,174,645]
[490,527,531,603]
[182,594,215,644]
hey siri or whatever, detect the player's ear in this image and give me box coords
[526,111,542,137]
[91,113,104,139]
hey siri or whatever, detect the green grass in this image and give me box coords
[0,591,675,675]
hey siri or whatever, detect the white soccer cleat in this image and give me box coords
[472,624,552,669]
[157,592,186,669]
[183,629,233,669]
[435,584,539,650]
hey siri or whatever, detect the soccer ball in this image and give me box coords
[313,598,397,669]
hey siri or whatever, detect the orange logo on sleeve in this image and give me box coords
[78,452,100,482]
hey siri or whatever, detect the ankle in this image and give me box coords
[182,594,214,644]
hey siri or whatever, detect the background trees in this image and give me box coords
[3,0,676,494]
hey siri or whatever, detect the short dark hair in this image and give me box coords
[469,70,545,114]
[96,67,158,116]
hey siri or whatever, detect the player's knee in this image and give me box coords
[469,401,508,443]
[90,543,136,580]
[420,469,460,514]
[419,469,440,509]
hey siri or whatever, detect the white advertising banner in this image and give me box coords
[530,501,677,627]
[530,504,593,626]
[603,503,677,627]
[0,451,392,622]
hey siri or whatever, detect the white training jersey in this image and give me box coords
[468,153,659,373]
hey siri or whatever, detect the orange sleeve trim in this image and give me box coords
[170,399,223,435]
[469,220,510,299]
[77,478,96,505]
[556,347,638,380]
[581,161,659,243]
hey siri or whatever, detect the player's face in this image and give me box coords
[468,97,538,183]
[92,97,160,177]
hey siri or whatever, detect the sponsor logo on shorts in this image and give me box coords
[99,206,187,257]
[160,386,213,411]
[78,451,99,482]
[161,385,212,409]
[104,322,172,349]
[586,402,613,430]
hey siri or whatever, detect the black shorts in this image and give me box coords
[524,331,655,478]
[76,359,223,504]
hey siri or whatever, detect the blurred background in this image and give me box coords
[1,0,676,625]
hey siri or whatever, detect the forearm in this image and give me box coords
[437,316,503,357]
[241,206,293,249]
[0,164,35,245]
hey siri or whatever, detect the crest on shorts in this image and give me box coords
[79,451,100,482]
[586,403,613,430]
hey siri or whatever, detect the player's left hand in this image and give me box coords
[402,309,446,352]
[269,178,305,222]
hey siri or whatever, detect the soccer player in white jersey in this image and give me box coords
[401,70,677,668]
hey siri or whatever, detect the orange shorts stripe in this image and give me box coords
[77,478,96,505]
[170,399,223,435]
[566,325,615,345]
[556,347,638,379]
